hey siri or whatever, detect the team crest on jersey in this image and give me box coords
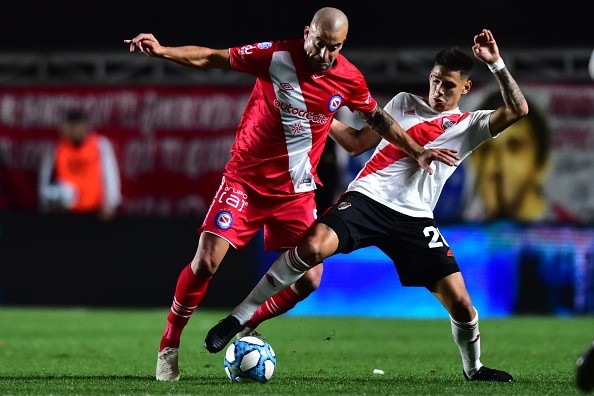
[404,109,416,115]
[441,117,458,131]
[257,42,272,49]
[215,210,233,230]
[328,94,343,112]
[337,201,351,210]
[289,120,305,135]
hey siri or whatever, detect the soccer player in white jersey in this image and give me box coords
[125,7,458,381]
[206,28,529,382]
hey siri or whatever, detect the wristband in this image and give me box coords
[487,58,506,73]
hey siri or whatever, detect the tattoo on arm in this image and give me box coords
[497,69,526,109]
[362,107,393,136]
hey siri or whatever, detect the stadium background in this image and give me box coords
[3,1,592,52]
[0,1,593,318]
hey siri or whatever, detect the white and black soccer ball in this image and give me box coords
[224,336,276,383]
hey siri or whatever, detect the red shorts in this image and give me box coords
[199,176,317,252]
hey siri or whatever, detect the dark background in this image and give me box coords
[4,1,592,53]
[1,1,592,309]
[0,211,260,307]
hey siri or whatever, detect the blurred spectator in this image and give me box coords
[461,92,571,222]
[38,109,122,220]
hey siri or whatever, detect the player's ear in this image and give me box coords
[462,79,472,95]
[304,26,310,39]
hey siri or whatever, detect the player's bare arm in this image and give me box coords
[487,69,529,135]
[329,119,381,156]
[472,29,529,135]
[124,33,231,70]
[361,105,459,174]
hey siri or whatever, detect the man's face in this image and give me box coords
[428,65,471,112]
[303,24,347,71]
[61,121,88,145]
[469,117,544,218]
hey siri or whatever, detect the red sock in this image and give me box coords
[245,287,301,329]
[159,263,212,351]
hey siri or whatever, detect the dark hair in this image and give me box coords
[64,108,88,123]
[434,46,474,78]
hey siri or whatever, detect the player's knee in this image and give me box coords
[301,237,329,264]
[449,295,474,322]
[192,256,220,277]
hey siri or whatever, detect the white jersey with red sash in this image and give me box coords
[347,92,494,218]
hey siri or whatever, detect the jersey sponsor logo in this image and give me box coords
[238,44,257,57]
[218,185,248,212]
[273,99,329,124]
[239,43,272,57]
[328,94,343,112]
[215,210,233,230]
[337,201,351,210]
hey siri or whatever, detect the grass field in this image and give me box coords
[0,307,592,395]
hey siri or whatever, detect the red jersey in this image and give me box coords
[227,38,377,196]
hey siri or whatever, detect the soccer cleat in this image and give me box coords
[463,366,513,382]
[576,341,594,392]
[204,315,246,353]
[156,347,180,381]
[236,327,265,340]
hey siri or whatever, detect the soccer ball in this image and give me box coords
[224,336,276,383]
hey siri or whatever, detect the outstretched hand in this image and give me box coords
[417,148,459,175]
[124,33,163,57]
[472,29,500,64]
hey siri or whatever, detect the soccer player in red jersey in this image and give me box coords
[207,29,528,382]
[126,7,458,381]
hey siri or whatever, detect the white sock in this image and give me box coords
[450,307,482,377]
[232,247,310,323]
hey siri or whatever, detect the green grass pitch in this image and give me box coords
[0,307,592,395]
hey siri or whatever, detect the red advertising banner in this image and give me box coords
[3,83,594,222]
[0,86,252,216]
